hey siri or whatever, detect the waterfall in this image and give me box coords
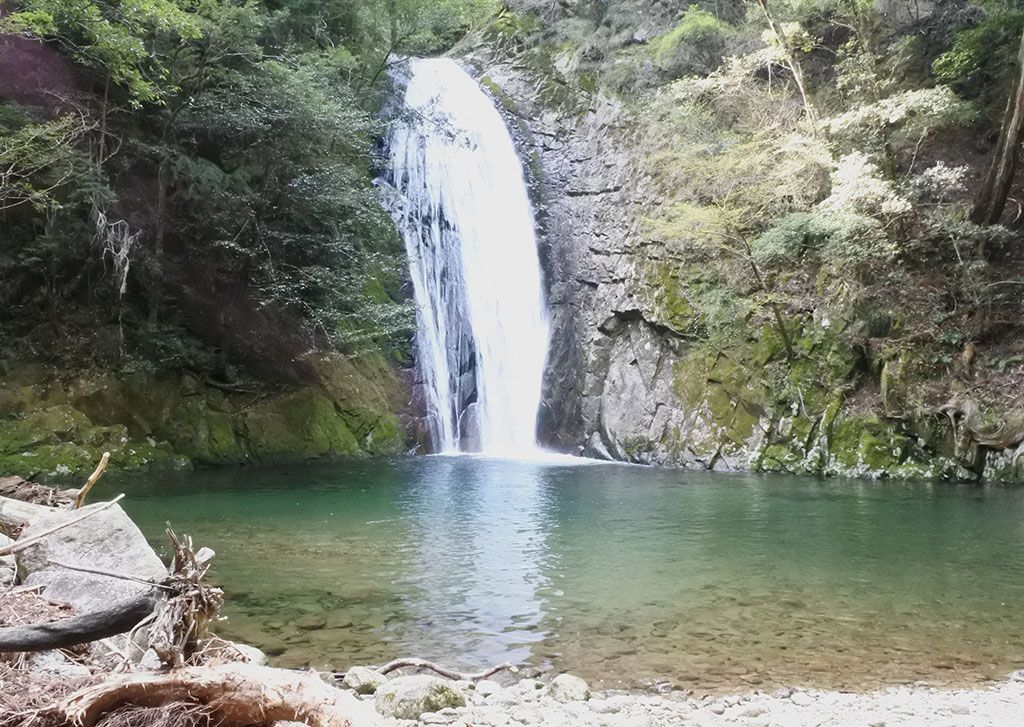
[384,58,550,457]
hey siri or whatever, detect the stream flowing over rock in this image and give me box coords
[382,58,550,456]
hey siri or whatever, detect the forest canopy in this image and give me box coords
[0,0,496,381]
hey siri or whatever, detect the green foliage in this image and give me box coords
[933,8,1024,95]
[826,86,976,150]
[650,5,734,77]
[0,0,485,378]
[0,110,102,212]
[2,0,201,104]
[751,209,889,270]
[484,7,541,53]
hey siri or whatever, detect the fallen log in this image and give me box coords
[58,663,382,727]
[0,591,159,652]
[377,657,514,681]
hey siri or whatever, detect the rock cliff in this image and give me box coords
[463,5,1024,482]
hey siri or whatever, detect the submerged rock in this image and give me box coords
[343,665,388,695]
[548,674,591,702]
[374,674,466,719]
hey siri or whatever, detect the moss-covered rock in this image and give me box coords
[0,353,411,477]
[241,389,360,463]
[0,402,185,479]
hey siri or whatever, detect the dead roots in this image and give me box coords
[938,397,1024,461]
[57,664,378,727]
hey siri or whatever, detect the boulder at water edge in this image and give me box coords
[374,675,466,719]
[548,674,591,702]
[15,502,167,613]
[344,665,388,695]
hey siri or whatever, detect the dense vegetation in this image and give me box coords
[0,0,494,383]
[3,0,1024,474]
[495,0,1024,427]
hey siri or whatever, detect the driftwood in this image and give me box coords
[0,477,76,508]
[147,529,223,667]
[938,398,1024,451]
[73,452,109,509]
[57,663,381,727]
[0,592,159,652]
[377,657,514,681]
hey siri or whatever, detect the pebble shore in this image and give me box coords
[360,671,1024,727]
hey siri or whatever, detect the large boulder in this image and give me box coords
[374,675,466,720]
[15,502,167,613]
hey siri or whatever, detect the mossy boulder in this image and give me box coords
[374,676,466,720]
[0,354,411,476]
[825,415,906,477]
[0,403,184,478]
[241,389,360,463]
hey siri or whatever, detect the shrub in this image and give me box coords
[826,86,976,152]
[650,6,734,77]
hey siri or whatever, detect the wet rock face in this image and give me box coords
[470,56,985,479]
[0,352,410,477]
[474,60,688,463]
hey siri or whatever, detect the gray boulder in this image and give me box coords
[16,502,167,613]
[0,533,15,586]
[548,674,591,702]
[375,675,466,720]
[343,665,388,695]
[224,641,268,666]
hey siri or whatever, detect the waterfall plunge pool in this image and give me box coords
[100,458,1024,693]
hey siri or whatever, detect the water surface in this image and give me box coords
[101,457,1024,692]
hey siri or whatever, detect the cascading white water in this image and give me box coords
[384,58,550,457]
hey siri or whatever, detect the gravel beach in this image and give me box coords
[361,671,1024,727]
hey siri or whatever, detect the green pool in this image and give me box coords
[99,456,1024,692]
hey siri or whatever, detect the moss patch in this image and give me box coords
[0,354,410,476]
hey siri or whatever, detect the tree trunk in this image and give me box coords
[971,27,1024,225]
[149,154,168,324]
[754,0,818,135]
[58,663,382,727]
[0,593,158,652]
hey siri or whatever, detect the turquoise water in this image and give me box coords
[100,457,1024,692]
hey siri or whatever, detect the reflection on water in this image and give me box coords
[100,458,1024,692]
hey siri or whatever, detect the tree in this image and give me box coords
[749,0,818,134]
[0,0,201,105]
[971,27,1024,225]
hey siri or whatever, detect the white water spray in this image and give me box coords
[384,58,550,456]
